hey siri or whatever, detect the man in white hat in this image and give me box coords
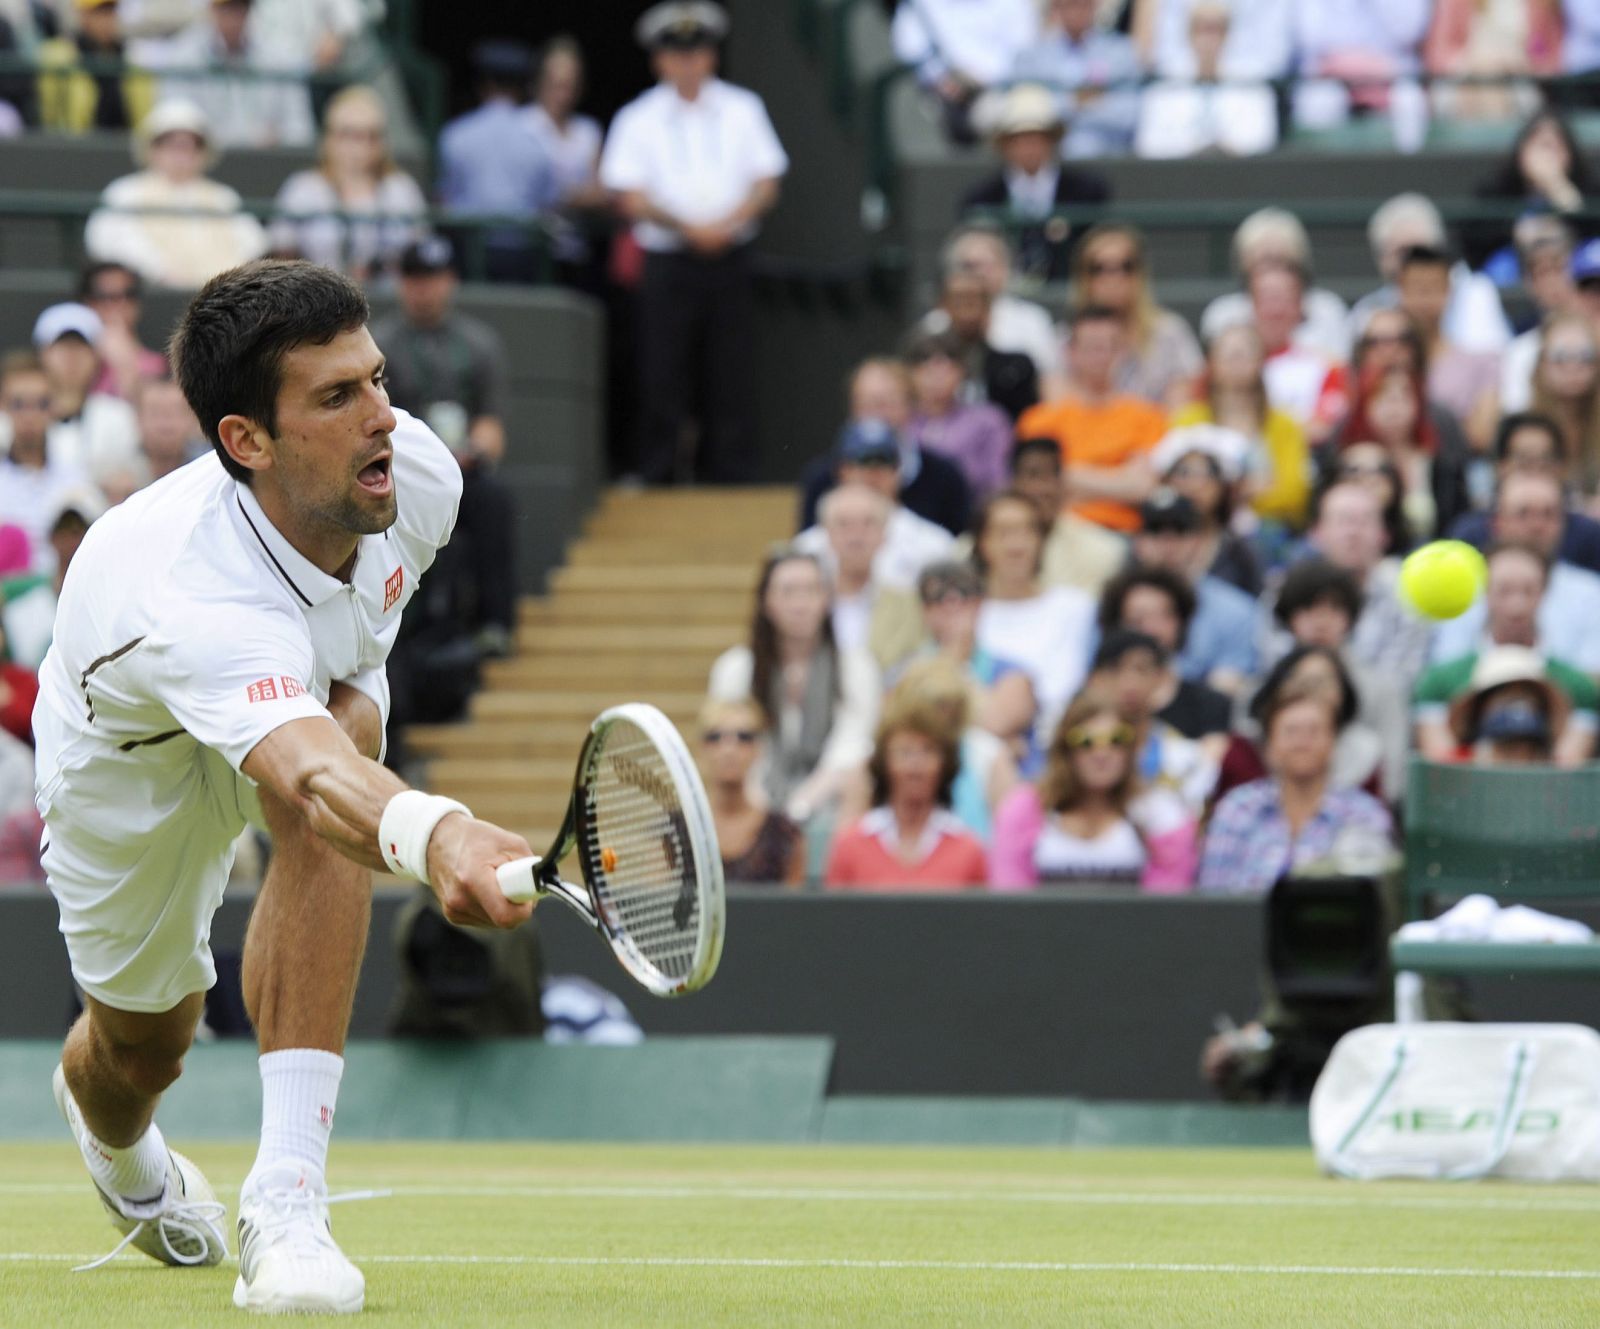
[599,1,788,483]
[960,83,1110,285]
[84,99,268,289]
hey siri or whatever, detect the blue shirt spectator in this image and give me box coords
[1181,574,1258,685]
[1011,0,1141,159]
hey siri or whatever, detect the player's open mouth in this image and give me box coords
[357,456,392,495]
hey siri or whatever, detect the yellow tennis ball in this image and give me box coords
[1399,540,1487,620]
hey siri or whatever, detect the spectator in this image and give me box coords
[891,0,1040,144]
[601,4,787,482]
[1333,361,1471,540]
[1149,425,1262,595]
[1326,439,1414,556]
[524,36,607,279]
[1528,310,1600,493]
[991,689,1197,890]
[438,40,555,283]
[0,609,36,745]
[85,98,269,289]
[1070,223,1202,412]
[370,237,518,656]
[1268,559,1409,796]
[1424,0,1562,123]
[0,353,92,573]
[1432,469,1600,673]
[1135,1,1278,159]
[1011,0,1141,160]
[79,261,166,401]
[1199,684,1394,895]
[1445,411,1600,575]
[1499,218,1579,408]
[1451,647,1564,766]
[1095,570,1233,747]
[1394,244,1501,446]
[32,302,140,488]
[1129,489,1259,692]
[1000,435,1127,597]
[708,548,880,822]
[1297,478,1433,691]
[1349,192,1513,353]
[904,330,1012,501]
[1016,305,1165,533]
[825,702,988,890]
[1415,546,1598,766]
[1200,207,1352,362]
[798,359,972,536]
[269,84,426,281]
[1467,109,1595,272]
[961,83,1109,286]
[1567,0,1600,78]
[925,225,1060,384]
[972,490,1097,733]
[698,696,806,887]
[1132,0,1294,82]
[145,0,314,148]
[1175,323,1312,530]
[134,375,205,481]
[1249,262,1350,448]
[245,0,367,75]
[1086,628,1219,814]
[927,269,1041,423]
[36,0,154,132]
[1289,0,1431,150]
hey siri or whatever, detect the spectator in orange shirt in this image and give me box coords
[1016,305,1166,532]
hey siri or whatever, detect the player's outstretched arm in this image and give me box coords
[242,716,535,929]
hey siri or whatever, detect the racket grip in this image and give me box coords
[495,856,543,904]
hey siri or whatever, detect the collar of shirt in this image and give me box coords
[652,76,730,117]
[232,482,358,608]
[860,805,966,862]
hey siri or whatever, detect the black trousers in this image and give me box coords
[636,244,757,484]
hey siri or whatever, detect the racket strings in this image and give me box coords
[582,722,701,981]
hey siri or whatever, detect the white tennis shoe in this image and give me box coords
[52,1063,229,1271]
[233,1171,366,1315]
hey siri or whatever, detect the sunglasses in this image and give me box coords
[1087,258,1139,277]
[5,395,51,411]
[1061,724,1135,752]
[703,729,758,745]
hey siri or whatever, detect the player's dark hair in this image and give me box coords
[1273,558,1365,629]
[1096,564,1197,649]
[170,260,370,485]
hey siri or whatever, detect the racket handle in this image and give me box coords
[495,856,543,904]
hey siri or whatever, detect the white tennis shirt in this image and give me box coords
[34,407,461,852]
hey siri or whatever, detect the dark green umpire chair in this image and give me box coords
[1391,757,1600,979]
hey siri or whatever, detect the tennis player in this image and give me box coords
[34,260,536,1314]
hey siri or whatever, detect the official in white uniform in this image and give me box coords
[34,260,535,1315]
[599,1,788,483]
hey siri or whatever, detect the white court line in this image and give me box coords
[6,1251,1600,1281]
[9,1180,1600,1214]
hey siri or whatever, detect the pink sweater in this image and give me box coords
[988,785,1197,893]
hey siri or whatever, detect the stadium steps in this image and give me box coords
[408,486,795,839]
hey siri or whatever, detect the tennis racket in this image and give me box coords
[494,702,725,998]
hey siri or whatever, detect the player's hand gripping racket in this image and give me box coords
[494,703,725,997]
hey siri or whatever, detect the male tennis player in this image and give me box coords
[34,260,536,1314]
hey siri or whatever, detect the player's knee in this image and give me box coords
[106,1039,188,1098]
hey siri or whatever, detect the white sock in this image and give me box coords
[246,1049,344,1196]
[76,1118,170,1210]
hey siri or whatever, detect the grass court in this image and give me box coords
[3,1140,1598,1326]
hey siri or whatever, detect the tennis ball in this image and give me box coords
[1398,540,1487,620]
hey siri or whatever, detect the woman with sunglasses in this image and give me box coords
[990,690,1197,890]
[269,85,426,280]
[824,702,988,890]
[1529,311,1600,495]
[1199,683,1392,896]
[698,697,806,887]
[1070,223,1202,413]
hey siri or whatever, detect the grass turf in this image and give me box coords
[3,1141,1598,1327]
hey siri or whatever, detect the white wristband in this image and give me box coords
[379,790,471,884]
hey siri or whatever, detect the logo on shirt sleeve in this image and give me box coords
[247,676,308,703]
[383,566,405,612]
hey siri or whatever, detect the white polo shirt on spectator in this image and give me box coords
[0,452,92,570]
[599,77,788,253]
[33,408,460,1012]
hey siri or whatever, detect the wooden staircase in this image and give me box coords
[405,487,796,842]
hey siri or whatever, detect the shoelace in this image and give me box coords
[241,1186,390,1265]
[74,1195,230,1273]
